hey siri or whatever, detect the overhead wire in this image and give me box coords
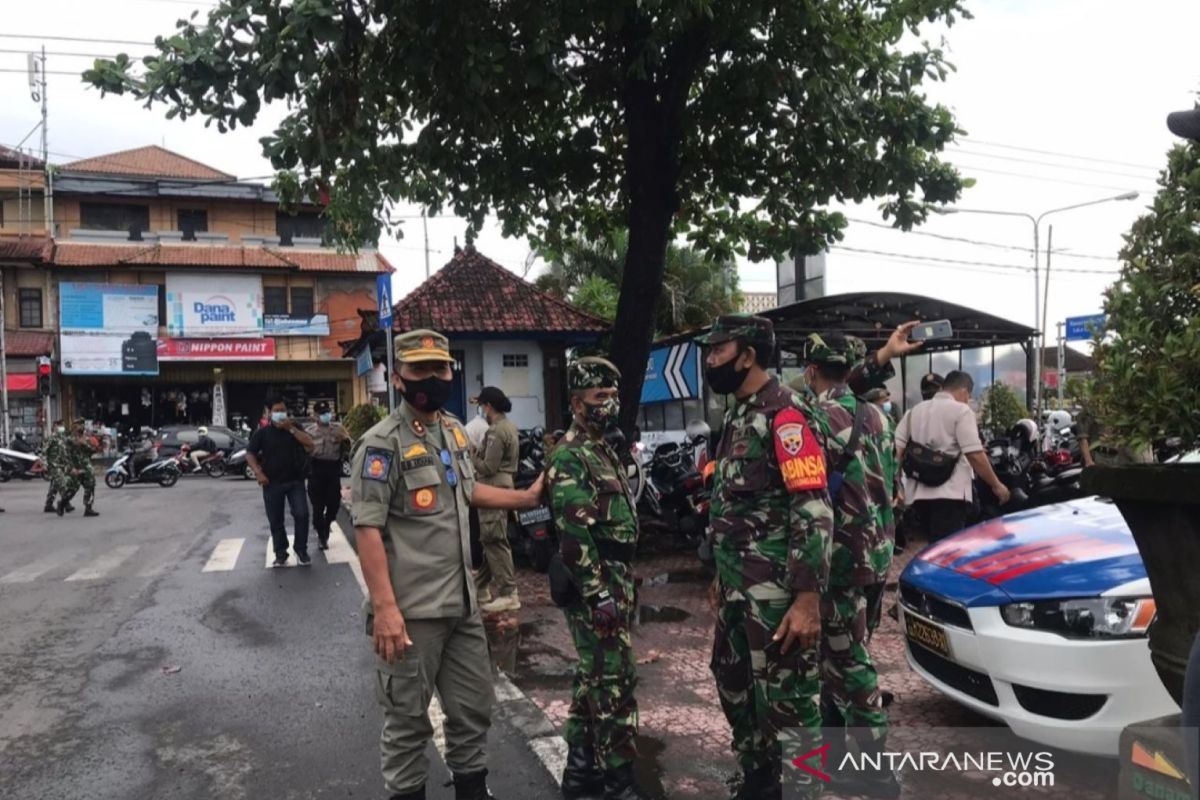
[947,161,1156,194]
[958,136,1162,171]
[844,217,1122,262]
[829,245,1123,276]
[950,146,1158,180]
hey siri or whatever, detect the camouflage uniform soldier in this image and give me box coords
[699,315,835,800]
[58,422,100,517]
[43,422,74,515]
[798,334,899,798]
[547,357,645,800]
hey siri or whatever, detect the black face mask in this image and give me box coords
[400,376,453,412]
[705,351,750,395]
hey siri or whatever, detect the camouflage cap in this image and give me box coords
[803,332,866,369]
[394,329,453,363]
[568,356,621,391]
[695,313,775,347]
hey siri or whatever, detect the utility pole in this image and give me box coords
[422,209,431,279]
[0,272,9,446]
[40,46,52,237]
[1056,321,1066,407]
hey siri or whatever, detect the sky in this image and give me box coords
[1,0,1197,340]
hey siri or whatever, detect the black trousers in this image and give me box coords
[263,480,309,557]
[307,460,342,541]
[911,499,971,544]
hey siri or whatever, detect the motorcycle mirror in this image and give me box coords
[685,419,712,439]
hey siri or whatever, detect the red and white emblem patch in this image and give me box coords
[776,421,807,457]
[773,407,827,493]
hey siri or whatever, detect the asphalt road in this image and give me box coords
[0,474,560,800]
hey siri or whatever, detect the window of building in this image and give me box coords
[290,287,314,318]
[18,288,42,328]
[80,203,150,236]
[502,353,529,368]
[177,209,209,240]
[275,211,325,245]
[264,286,289,316]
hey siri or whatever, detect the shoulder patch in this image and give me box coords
[403,443,428,459]
[773,407,827,493]
[362,447,394,482]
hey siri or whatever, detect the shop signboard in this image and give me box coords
[157,338,276,361]
[641,341,700,403]
[356,347,373,376]
[166,274,263,338]
[263,313,331,337]
[59,282,161,376]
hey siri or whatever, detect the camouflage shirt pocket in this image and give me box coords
[723,455,769,495]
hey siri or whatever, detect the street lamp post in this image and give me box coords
[936,191,1138,416]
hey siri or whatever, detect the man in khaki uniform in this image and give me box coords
[352,329,545,800]
[472,386,522,613]
[306,400,351,549]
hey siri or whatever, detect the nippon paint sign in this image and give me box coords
[166,274,263,338]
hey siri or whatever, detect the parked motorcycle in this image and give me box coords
[635,423,711,546]
[0,448,48,482]
[506,427,556,572]
[225,447,256,480]
[105,448,181,489]
[975,419,1084,520]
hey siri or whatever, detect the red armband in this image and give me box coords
[773,407,827,493]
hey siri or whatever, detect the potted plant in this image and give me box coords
[1083,138,1200,704]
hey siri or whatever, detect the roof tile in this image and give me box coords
[62,145,233,181]
[51,241,392,274]
[392,247,609,334]
[3,329,54,357]
[0,237,52,262]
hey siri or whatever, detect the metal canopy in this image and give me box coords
[760,292,1036,354]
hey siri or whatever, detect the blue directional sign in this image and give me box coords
[376,274,394,326]
[642,342,700,403]
[1065,314,1106,341]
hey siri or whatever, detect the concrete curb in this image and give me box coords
[337,496,565,786]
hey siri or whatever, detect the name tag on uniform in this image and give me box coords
[402,455,435,471]
[362,448,393,482]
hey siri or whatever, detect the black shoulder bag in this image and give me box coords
[902,442,960,486]
[828,400,870,502]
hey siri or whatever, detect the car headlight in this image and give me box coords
[1000,597,1156,638]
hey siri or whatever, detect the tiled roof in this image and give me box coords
[392,247,609,334]
[61,145,234,181]
[52,241,393,274]
[3,330,54,357]
[0,237,52,262]
[0,145,43,169]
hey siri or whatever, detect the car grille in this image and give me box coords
[909,641,999,707]
[1012,684,1107,721]
[899,583,974,631]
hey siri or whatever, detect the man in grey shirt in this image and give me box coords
[895,371,1010,542]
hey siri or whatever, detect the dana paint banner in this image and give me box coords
[157,338,276,361]
[166,274,263,338]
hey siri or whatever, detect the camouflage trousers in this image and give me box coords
[46,472,65,506]
[563,564,639,770]
[820,583,887,745]
[60,470,96,509]
[711,587,822,778]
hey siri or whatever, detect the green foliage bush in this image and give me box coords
[343,403,387,441]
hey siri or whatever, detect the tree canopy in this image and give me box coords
[86,0,970,433]
[1093,141,1200,449]
[536,230,741,334]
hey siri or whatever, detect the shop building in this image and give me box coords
[5,144,392,433]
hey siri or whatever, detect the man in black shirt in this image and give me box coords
[247,395,316,566]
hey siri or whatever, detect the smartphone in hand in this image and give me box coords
[910,319,953,341]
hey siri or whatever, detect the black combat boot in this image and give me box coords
[561,743,605,799]
[602,763,648,800]
[452,769,495,800]
[832,734,900,799]
[84,506,100,517]
[56,499,66,517]
[44,500,55,513]
[387,785,426,800]
[730,763,781,800]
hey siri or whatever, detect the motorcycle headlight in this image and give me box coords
[1000,597,1156,639]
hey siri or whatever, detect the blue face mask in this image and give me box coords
[271,411,288,424]
[882,401,893,414]
[319,413,333,424]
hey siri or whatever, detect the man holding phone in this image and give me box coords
[246,395,316,566]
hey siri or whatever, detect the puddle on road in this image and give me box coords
[632,734,668,800]
[637,605,691,624]
[486,614,575,692]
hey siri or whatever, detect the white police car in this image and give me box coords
[898,496,1179,756]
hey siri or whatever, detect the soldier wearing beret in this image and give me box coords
[547,356,645,800]
[351,329,545,800]
[699,314,835,800]
[797,333,900,798]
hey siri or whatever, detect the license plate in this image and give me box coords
[519,506,552,526]
[905,612,953,659]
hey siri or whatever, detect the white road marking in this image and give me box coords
[65,545,140,582]
[265,534,301,568]
[203,538,246,573]
[528,736,567,786]
[325,522,367,594]
[430,695,447,759]
[0,554,71,584]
